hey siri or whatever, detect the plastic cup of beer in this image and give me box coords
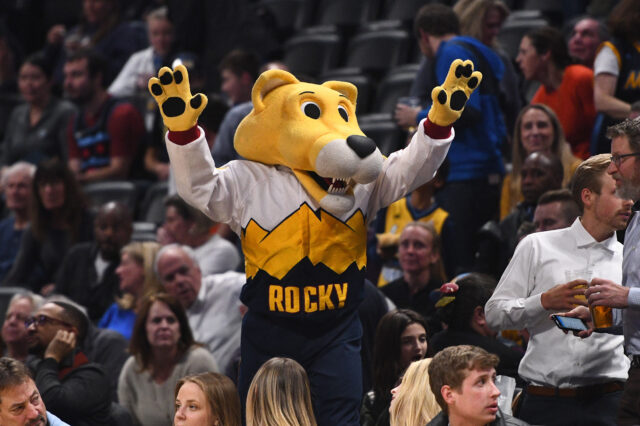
[588,280,613,329]
[565,270,591,304]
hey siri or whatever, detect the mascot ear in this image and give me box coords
[252,70,300,113]
[322,81,358,107]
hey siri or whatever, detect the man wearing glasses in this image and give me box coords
[566,118,640,425]
[25,301,111,426]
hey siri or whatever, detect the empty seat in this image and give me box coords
[497,18,548,60]
[83,181,138,212]
[320,71,374,114]
[284,32,342,78]
[345,30,411,73]
[373,70,418,114]
[388,0,436,22]
[360,120,405,157]
[139,181,168,225]
[317,0,373,27]
[259,0,305,37]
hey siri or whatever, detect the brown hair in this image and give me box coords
[175,372,241,426]
[0,357,32,404]
[569,154,612,210]
[414,4,459,39]
[246,357,317,426]
[428,345,499,413]
[129,293,196,372]
[30,158,87,242]
[401,221,447,282]
[607,0,640,43]
[606,118,640,153]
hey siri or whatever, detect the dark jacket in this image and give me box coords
[426,408,530,426]
[55,242,121,322]
[28,351,111,426]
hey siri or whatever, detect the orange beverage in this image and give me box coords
[573,283,587,302]
[590,305,613,329]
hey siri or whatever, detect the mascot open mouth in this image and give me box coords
[308,171,350,195]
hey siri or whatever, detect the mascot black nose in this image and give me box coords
[347,135,376,159]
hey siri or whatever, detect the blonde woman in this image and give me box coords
[389,359,440,426]
[501,104,581,218]
[98,241,162,339]
[246,357,317,426]
[174,372,242,426]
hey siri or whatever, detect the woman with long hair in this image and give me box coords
[246,357,317,426]
[361,309,428,426]
[500,104,581,218]
[174,372,241,426]
[2,51,76,166]
[389,358,440,426]
[118,293,218,425]
[3,158,92,293]
[99,241,162,339]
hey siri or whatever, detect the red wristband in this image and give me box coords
[423,119,452,139]
[168,126,200,145]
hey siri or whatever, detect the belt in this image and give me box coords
[526,381,624,398]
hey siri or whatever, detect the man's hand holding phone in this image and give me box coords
[551,306,594,339]
[44,330,77,363]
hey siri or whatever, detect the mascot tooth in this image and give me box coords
[148,60,481,426]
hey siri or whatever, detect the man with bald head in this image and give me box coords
[476,152,564,278]
[54,201,132,322]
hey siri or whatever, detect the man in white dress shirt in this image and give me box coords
[155,244,245,379]
[485,154,632,426]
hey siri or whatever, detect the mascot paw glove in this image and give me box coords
[148,64,208,132]
[427,59,482,127]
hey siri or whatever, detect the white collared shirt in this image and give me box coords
[485,219,629,387]
[187,271,245,376]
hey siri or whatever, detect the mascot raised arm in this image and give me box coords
[148,60,481,425]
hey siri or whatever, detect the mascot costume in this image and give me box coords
[148,59,481,425]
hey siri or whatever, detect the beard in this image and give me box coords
[616,173,640,201]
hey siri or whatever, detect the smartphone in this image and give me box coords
[551,314,588,332]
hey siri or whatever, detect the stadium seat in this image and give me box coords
[284,32,342,78]
[139,181,168,225]
[131,222,158,242]
[317,0,374,27]
[83,181,138,212]
[259,0,306,39]
[320,71,374,114]
[360,120,406,157]
[345,30,411,73]
[373,69,418,114]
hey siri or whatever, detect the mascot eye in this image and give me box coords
[301,102,321,119]
[338,105,349,122]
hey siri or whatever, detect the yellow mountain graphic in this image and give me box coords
[242,204,367,279]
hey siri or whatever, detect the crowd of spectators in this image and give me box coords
[0,0,639,425]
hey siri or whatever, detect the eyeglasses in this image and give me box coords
[24,314,73,329]
[611,152,640,167]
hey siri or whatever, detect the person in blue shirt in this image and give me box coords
[395,3,507,271]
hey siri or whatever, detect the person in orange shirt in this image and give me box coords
[517,26,596,160]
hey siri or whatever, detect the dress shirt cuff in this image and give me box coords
[525,292,547,318]
[628,287,640,309]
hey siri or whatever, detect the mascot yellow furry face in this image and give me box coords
[234,70,383,214]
